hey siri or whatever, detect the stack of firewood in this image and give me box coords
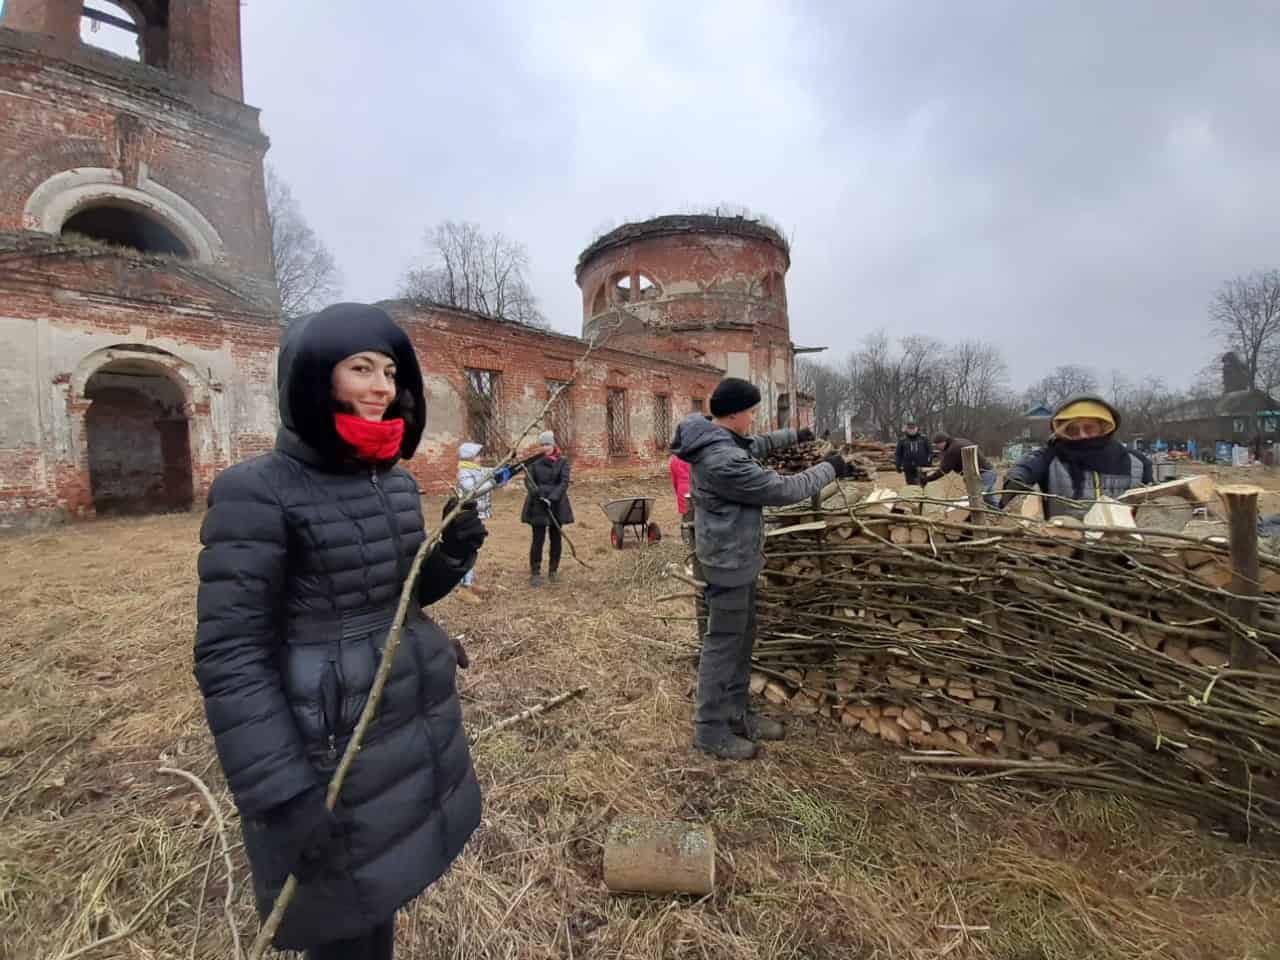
[752,479,1280,836]
[764,441,876,482]
[843,439,898,471]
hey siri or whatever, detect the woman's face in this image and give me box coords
[332,351,397,421]
[540,442,556,456]
[1056,417,1109,440]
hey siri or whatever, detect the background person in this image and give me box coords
[922,432,998,505]
[894,419,932,487]
[522,430,573,586]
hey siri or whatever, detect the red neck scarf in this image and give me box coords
[544,447,561,463]
[334,413,404,462]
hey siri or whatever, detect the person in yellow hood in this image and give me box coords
[999,395,1152,519]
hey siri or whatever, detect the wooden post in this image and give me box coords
[604,815,716,896]
[687,502,708,644]
[1220,485,1262,669]
[1218,483,1262,841]
[961,445,985,521]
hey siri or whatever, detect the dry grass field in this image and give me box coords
[3,467,1280,959]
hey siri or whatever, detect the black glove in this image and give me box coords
[797,428,815,443]
[452,635,471,669]
[823,453,854,479]
[441,497,488,558]
[266,787,342,882]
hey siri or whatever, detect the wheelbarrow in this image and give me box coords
[602,497,662,549]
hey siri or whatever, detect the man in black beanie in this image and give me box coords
[670,377,855,760]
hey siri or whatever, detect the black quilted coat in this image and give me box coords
[519,454,574,526]
[194,305,481,949]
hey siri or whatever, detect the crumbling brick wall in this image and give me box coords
[575,215,802,430]
[384,301,723,492]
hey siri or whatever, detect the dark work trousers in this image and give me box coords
[305,916,395,960]
[902,465,924,487]
[529,524,562,573]
[695,582,757,739]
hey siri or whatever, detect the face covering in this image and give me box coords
[334,413,404,462]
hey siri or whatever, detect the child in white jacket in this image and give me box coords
[457,442,492,591]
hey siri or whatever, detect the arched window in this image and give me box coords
[81,2,144,61]
[598,271,660,312]
[62,203,192,257]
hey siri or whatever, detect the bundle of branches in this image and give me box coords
[764,440,876,482]
[753,488,1280,838]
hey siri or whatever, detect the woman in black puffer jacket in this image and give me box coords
[194,303,485,958]
[520,430,574,586]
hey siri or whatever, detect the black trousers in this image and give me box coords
[903,465,925,487]
[304,916,394,960]
[529,524,562,572]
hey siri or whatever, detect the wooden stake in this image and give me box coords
[960,445,985,521]
[1220,484,1262,669]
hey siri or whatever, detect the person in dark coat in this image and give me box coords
[670,378,853,760]
[194,303,486,958]
[521,430,573,586]
[999,395,1153,519]
[922,432,998,505]
[894,420,932,487]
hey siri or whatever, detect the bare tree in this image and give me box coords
[401,221,548,328]
[266,167,342,321]
[938,340,1011,443]
[1210,270,1280,390]
[795,358,856,435]
[1022,364,1099,410]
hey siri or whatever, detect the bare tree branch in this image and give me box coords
[266,166,342,321]
[401,221,548,328]
[1211,269,1280,391]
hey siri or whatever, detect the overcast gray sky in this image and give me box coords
[240,1,1279,390]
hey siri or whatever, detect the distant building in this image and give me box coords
[1162,353,1280,453]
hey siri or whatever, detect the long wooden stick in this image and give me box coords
[248,324,618,958]
[158,767,243,960]
[470,686,588,744]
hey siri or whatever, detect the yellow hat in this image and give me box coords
[1053,400,1115,432]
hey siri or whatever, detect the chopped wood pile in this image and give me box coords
[764,440,876,482]
[753,480,1280,837]
[843,439,898,471]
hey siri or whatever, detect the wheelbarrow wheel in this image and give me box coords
[610,523,626,549]
[646,522,662,544]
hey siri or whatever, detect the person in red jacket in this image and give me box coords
[669,450,691,516]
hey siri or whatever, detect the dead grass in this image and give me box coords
[2,476,1280,959]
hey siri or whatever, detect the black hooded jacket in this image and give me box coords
[1000,394,1153,517]
[194,304,481,948]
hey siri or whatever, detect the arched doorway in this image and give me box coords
[84,354,194,516]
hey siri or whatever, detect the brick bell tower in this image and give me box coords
[0,1,282,528]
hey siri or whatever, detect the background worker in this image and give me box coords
[670,377,855,760]
[456,441,499,600]
[894,419,932,487]
[1000,395,1152,519]
[669,446,692,543]
[923,432,998,505]
[522,430,573,586]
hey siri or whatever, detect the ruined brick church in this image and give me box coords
[0,1,812,528]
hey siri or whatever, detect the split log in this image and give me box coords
[604,816,715,896]
[1117,474,1217,508]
